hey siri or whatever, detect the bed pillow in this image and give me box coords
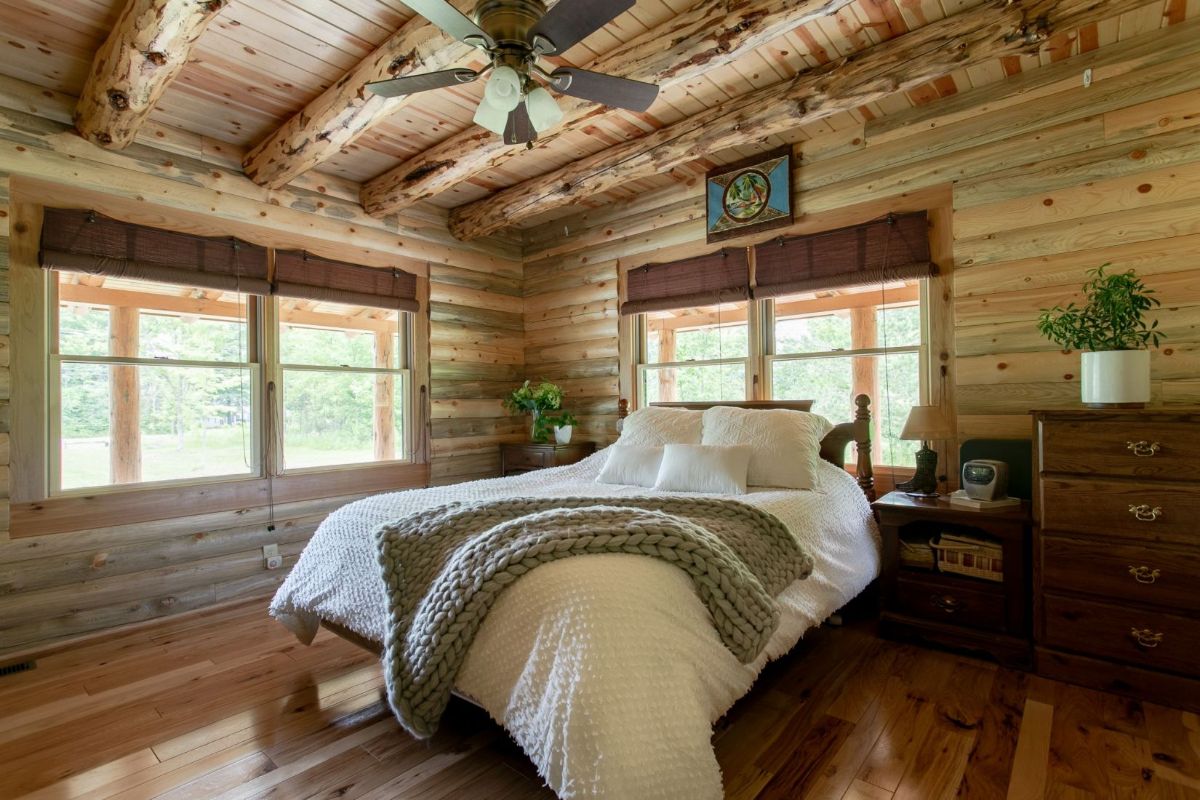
[701,406,834,490]
[653,444,752,495]
[617,406,703,447]
[595,445,664,488]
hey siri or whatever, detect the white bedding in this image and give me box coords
[270,450,880,799]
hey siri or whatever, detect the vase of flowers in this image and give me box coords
[504,380,565,443]
[1037,265,1164,408]
[547,412,579,444]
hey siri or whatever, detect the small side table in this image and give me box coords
[873,491,1033,668]
[500,442,596,476]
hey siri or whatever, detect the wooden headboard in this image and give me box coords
[618,396,876,501]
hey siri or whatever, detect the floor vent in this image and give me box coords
[0,660,36,677]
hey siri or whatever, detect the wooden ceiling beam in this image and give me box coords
[240,1,483,190]
[75,0,229,149]
[446,0,1153,240]
[360,0,856,217]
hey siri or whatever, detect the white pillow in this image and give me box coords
[701,406,834,490]
[595,445,663,488]
[653,444,752,495]
[617,406,703,447]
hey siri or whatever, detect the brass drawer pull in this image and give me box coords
[1128,504,1163,522]
[1128,565,1161,584]
[1130,627,1164,648]
[1126,440,1161,457]
[930,594,961,614]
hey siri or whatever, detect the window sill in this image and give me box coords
[10,461,430,538]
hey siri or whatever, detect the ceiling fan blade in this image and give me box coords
[503,102,537,146]
[402,0,495,48]
[365,68,478,98]
[550,68,658,112]
[528,0,634,55]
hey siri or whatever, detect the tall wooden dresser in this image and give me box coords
[1033,409,1200,711]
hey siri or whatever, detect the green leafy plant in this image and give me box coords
[1036,265,1164,352]
[504,380,565,442]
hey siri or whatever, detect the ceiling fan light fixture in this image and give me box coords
[526,86,562,133]
[473,96,509,135]
[484,65,522,112]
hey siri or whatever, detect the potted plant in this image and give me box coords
[1037,265,1164,408]
[545,412,579,445]
[503,380,564,443]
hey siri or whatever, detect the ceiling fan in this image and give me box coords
[365,0,659,146]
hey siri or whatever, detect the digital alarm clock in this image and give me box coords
[961,459,1009,501]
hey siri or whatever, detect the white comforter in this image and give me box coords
[270,451,880,799]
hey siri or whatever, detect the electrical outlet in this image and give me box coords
[1082,67,1093,88]
[263,543,280,570]
[265,555,284,570]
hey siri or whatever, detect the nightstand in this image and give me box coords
[500,442,596,476]
[873,491,1033,668]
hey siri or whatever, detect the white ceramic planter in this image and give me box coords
[1081,349,1150,407]
[554,425,574,445]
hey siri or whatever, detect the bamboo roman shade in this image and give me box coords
[752,212,935,298]
[39,208,270,294]
[621,248,750,315]
[273,251,419,311]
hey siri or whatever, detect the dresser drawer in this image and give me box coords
[1042,593,1200,677]
[1041,419,1200,481]
[1040,477,1200,546]
[894,576,1007,632]
[503,448,548,470]
[1041,534,1200,612]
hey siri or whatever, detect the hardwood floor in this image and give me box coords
[1,600,1197,799]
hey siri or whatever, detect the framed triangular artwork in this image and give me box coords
[705,147,794,244]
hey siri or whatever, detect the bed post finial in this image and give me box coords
[618,399,629,419]
[853,394,875,501]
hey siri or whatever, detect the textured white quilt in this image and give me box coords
[270,450,880,800]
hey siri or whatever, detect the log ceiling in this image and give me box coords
[0,0,1193,238]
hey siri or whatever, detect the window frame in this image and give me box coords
[43,270,417,499]
[629,282,932,469]
[267,298,414,476]
[47,274,266,497]
[633,303,755,407]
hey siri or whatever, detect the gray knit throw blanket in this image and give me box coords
[375,495,813,738]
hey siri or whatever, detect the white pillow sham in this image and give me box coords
[617,405,703,447]
[595,445,663,488]
[653,444,752,495]
[700,406,834,490]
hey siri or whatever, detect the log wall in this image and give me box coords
[0,85,523,657]
[521,20,1200,451]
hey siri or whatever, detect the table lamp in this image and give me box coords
[897,405,953,496]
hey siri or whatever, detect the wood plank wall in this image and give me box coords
[0,89,524,657]
[521,19,1200,450]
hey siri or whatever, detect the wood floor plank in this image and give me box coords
[3,601,1199,800]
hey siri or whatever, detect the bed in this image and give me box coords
[270,396,881,800]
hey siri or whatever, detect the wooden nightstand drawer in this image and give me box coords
[894,576,1007,632]
[1041,534,1200,612]
[504,449,548,470]
[1042,593,1200,676]
[1040,419,1200,481]
[500,443,596,476]
[1040,477,1200,545]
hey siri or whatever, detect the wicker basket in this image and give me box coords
[899,539,936,570]
[930,533,1003,582]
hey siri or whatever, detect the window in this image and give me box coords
[52,273,259,491]
[276,299,409,471]
[637,300,750,404]
[767,281,924,467]
[631,282,928,469]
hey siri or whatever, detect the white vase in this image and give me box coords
[1080,350,1150,407]
[554,425,573,445]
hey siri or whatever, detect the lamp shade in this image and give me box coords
[483,66,522,112]
[900,405,954,441]
[473,97,508,135]
[526,86,563,133]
